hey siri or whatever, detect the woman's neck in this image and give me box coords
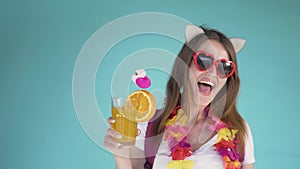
[196,105,207,122]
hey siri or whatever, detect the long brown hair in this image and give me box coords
[149,26,247,157]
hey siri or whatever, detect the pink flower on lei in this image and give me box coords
[164,124,189,142]
[208,115,228,131]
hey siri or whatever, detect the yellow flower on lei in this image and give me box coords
[217,128,238,142]
[165,109,188,126]
[167,160,194,169]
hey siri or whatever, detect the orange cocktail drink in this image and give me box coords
[111,97,138,146]
[111,90,156,146]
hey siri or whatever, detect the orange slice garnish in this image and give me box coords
[127,90,156,122]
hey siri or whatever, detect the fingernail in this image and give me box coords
[116,142,122,148]
[115,133,122,139]
[111,119,116,123]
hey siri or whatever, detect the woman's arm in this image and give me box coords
[114,156,133,169]
[104,128,133,169]
[113,145,145,169]
[104,117,146,169]
[130,146,146,169]
[242,123,255,169]
[243,163,254,169]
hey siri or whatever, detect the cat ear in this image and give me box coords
[185,24,205,42]
[230,38,246,54]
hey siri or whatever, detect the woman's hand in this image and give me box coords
[103,117,146,169]
[103,117,133,169]
[104,117,122,149]
[104,117,130,156]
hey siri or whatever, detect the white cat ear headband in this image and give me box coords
[185,24,246,53]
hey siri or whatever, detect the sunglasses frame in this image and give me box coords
[192,50,236,78]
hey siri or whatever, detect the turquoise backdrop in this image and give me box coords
[1,0,299,169]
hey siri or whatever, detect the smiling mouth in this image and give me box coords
[197,81,214,96]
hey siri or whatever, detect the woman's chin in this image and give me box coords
[198,93,213,106]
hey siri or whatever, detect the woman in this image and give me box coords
[104,25,255,169]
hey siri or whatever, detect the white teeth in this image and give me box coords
[199,81,215,87]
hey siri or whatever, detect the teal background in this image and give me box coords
[1,0,299,169]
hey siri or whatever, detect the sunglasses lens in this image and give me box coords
[196,53,214,70]
[218,61,234,78]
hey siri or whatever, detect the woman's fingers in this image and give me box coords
[107,117,116,127]
[104,118,132,157]
[104,134,122,149]
[106,128,122,139]
[104,128,123,149]
[103,128,132,157]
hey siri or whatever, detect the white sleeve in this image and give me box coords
[135,122,148,151]
[243,122,256,165]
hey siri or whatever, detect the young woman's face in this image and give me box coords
[189,40,230,106]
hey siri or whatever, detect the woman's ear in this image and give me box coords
[185,24,204,42]
[230,38,246,54]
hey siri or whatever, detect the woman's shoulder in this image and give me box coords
[242,119,255,165]
[243,120,253,137]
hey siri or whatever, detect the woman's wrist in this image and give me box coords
[114,156,133,169]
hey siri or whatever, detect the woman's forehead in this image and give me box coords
[197,40,229,60]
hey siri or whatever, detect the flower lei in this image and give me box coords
[164,106,194,169]
[210,116,242,169]
[164,107,242,169]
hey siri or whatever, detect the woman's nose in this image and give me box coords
[207,64,217,75]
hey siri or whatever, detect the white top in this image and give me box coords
[136,122,255,169]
